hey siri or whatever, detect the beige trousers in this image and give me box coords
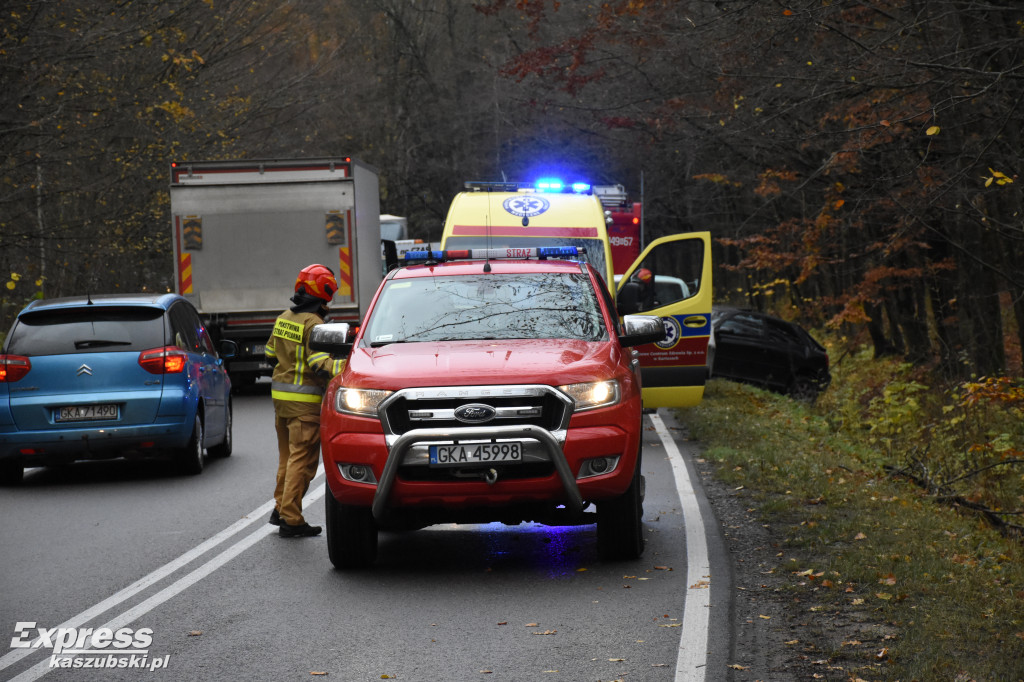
[273,412,321,526]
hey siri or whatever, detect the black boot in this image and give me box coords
[268,508,281,526]
[279,520,322,538]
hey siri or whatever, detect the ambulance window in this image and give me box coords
[625,239,703,313]
[444,236,608,284]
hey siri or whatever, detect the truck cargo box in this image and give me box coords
[170,157,381,386]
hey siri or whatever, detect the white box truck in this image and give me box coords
[169,157,381,387]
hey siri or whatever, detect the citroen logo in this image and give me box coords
[453,403,496,424]
[77,364,93,376]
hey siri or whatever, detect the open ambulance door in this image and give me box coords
[616,232,712,409]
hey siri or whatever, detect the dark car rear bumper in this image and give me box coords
[0,421,194,465]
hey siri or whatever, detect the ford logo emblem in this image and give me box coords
[454,403,496,424]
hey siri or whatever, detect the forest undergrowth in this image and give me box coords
[683,344,1024,681]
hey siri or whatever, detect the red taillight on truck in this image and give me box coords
[138,346,188,374]
[0,355,31,382]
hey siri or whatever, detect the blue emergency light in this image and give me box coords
[462,179,593,195]
[535,178,564,191]
[534,178,592,194]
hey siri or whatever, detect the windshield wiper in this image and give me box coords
[74,339,132,349]
[369,338,418,348]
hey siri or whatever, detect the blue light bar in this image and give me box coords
[536,246,582,258]
[402,246,585,262]
[403,250,447,260]
[533,178,593,194]
[535,178,564,192]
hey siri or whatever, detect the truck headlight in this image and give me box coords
[336,387,393,416]
[558,380,620,412]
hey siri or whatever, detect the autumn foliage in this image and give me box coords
[2,0,1022,381]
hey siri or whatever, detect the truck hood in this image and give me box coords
[343,338,621,389]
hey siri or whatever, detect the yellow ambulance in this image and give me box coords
[439,180,712,409]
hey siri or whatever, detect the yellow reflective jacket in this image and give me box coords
[265,310,346,405]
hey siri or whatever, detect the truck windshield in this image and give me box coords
[364,273,608,346]
[443,236,608,286]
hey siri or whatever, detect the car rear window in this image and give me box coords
[6,307,166,356]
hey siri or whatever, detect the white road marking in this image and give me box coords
[5,427,713,681]
[650,412,710,682]
[2,468,325,681]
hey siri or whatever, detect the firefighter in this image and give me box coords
[265,264,346,538]
[633,267,656,311]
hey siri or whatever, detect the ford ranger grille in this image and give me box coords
[380,385,571,436]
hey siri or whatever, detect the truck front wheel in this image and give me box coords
[596,451,645,561]
[326,492,378,569]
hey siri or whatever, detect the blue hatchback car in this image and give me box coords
[0,293,234,484]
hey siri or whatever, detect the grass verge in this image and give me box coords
[679,360,1024,681]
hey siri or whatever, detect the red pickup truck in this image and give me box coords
[310,247,664,569]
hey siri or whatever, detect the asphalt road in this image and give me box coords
[0,391,731,682]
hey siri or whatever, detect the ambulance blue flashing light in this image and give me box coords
[535,178,563,191]
[402,246,584,262]
[462,179,593,195]
[534,178,592,194]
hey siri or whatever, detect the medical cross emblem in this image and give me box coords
[502,195,550,218]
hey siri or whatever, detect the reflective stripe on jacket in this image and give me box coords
[265,311,345,403]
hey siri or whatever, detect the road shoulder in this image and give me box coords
[660,409,823,681]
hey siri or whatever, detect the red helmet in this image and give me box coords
[294,264,338,302]
[636,267,653,283]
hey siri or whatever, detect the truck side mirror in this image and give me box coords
[309,323,354,356]
[381,239,399,272]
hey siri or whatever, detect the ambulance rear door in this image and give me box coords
[616,232,712,408]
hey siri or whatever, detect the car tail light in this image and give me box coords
[138,346,188,374]
[0,355,31,382]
